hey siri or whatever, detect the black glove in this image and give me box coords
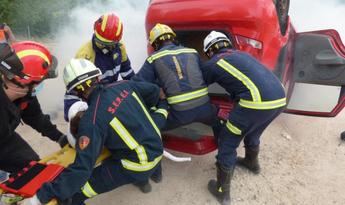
[57,134,68,148]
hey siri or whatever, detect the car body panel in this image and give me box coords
[145,0,345,154]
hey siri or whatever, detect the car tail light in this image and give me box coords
[234,35,263,58]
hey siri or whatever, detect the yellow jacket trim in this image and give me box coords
[132,92,161,137]
[110,117,139,149]
[167,87,208,104]
[217,59,261,102]
[81,182,98,198]
[147,48,197,63]
[226,121,242,135]
[155,108,168,119]
[121,155,162,172]
[239,98,286,110]
[109,117,148,163]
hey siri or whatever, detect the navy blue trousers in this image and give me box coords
[69,158,160,205]
[163,102,217,130]
[215,105,284,168]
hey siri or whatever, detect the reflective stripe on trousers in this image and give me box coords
[239,98,286,110]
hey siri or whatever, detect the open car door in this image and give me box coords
[285,29,345,117]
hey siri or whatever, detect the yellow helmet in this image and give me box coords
[149,23,176,45]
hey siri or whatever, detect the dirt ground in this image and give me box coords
[16,108,345,205]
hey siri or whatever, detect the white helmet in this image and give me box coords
[203,31,231,53]
[63,58,101,92]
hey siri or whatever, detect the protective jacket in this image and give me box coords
[64,36,135,121]
[133,43,209,111]
[201,49,286,110]
[0,83,63,145]
[37,81,167,202]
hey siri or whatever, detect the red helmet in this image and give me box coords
[11,41,58,85]
[94,13,123,43]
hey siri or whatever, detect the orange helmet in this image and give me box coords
[94,13,123,44]
[11,41,58,85]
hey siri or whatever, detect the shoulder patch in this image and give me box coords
[78,136,90,150]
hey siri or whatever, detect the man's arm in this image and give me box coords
[21,97,63,142]
[130,81,160,108]
[36,116,103,203]
[131,60,157,83]
[149,99,169,129]
[63,92,83,122]
[119,43,135,80]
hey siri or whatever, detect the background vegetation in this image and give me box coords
[0,0,97,37]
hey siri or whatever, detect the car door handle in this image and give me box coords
[314,50,345,65]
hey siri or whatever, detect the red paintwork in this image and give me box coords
[163,135,217,155]
[162,96,234,155]
[146,0,345,154]
[146,0,290,155]
[146,0,290,70]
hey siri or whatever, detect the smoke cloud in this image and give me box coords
[38,0,150,114]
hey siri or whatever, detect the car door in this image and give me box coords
[285,29,345,117]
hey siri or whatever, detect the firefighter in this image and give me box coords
[0,23,16,44]
[133,23,217,130]
[64,12,153,194]
[64,12,135,121]
[201,31,286,205]
[0,42,66,174]
[132,23,217,183]
[26,58,167,205]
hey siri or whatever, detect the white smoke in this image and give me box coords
[38,0,150,114]
[290,0,345,41]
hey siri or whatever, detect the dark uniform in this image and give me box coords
[201,49,286,168]
[37,81,166,204]
[64,37,135,121]
[0,83,64,173]
[133,43,216,130]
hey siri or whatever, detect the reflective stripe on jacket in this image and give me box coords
[135,44,209,111]
[202,49,286,110]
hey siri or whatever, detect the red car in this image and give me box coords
[145,0,345,154]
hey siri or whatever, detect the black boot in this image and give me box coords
[133,180,152,193]
[208,163,234,205]
[237,146,260,174]
[150,165,162,183]
[341,131,345,141]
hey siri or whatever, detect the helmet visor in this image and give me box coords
[94,35,117,50]
[0,43,26,80]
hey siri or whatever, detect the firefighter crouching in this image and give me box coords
[23,59,167,205]
[201,31,286,205]
[132,23,217,183]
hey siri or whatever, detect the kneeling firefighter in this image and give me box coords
[23,58,167,205]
